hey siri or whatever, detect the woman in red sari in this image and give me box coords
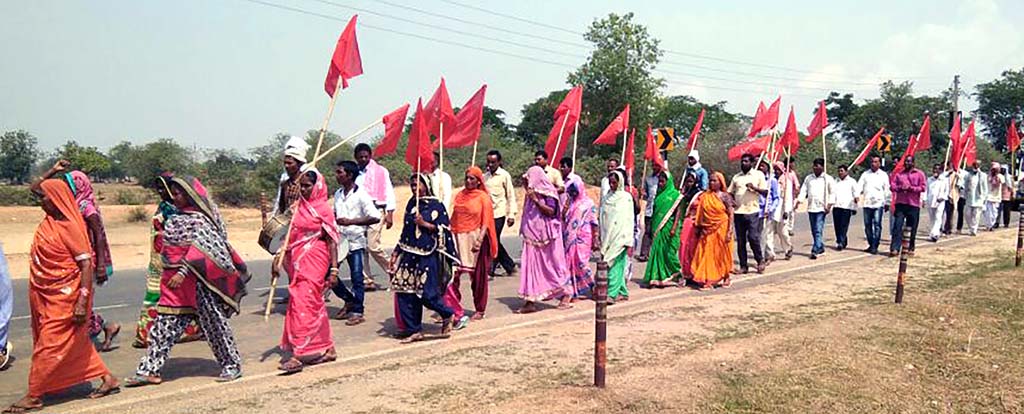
[277,170,339,373]
[445,166,497,327]
[5,180,119,413]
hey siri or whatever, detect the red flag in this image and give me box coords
[554,86,583,120]
[1008,120,1021,153]
[728,135,771,161]
[780,106,800,155]
[762,97,781,132]
[594,104,630,145]
[685,108,705,152]
[915,115,931,152]
[624,128,636,176]
[373,103,410,156]
[950,114,964,169]
[806,100,827,142]
[405,100,434,172]
[324,15,363,97]
[643,125,666,170]
[424,78,456,140]
[746,102,767,137]
[544,87,583,162]
[850,127,886,168]
[962,121,977,166]
[436,84,487,149]
[893,133,918,175]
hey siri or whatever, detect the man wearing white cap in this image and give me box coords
[685,150,709,191]
[272,135,312,216]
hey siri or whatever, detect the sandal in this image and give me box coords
[278,358,304,375]
[307,349,337,365]
[469,312,485,321]
[88,384,121,399]
[124,375,162,388]
[345,315,366,326]
[3,402,42,413]
[216,369,243,382]
[400,332,425,344]
[440,318,453,336]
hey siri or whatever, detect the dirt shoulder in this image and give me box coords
[54,226,1021,414]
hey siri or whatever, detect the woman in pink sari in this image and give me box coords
[276,170,339,374]
[517,166,571,313]
[562,181,597,300]
[677,174,701,281]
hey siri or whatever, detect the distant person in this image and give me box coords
[832,165,859,251]
[985,162,1006,231]
[277,170,338,374]
[889,156,927,256]
[638,161,666,261]
[727,154,768,273]
[533,150,565,192]
[483,150,518,278]
[686,150,709,191]
[959,161,988,236]
[925,164,950,242]
[756,161,780,262]
[765,162,794,261]
[354,143,396,292]
[445,166,498,327]
[857,156,890,254]
[331,160,381,326]
[558,157,584,211]
[7,180,119,413]
[600,158,621,201]
[796,158,835,260]
[563,181,598,300]
[430,151,453,212]
[783,158,801,236]
[0,241,11,371]
[999,165,1013,228]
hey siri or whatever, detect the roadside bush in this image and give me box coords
[126,206,149,223]
[0,185,36,206]
[115,189,146,205]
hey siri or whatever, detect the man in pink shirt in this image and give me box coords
[890,156,927,256]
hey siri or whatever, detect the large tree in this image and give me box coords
[0,130,40,184]
[975,68,1024,151]
[652,95,738,144]
[838,82,951,161]
[568,13,664,154]
[516,89,570,146]
[58,140,113,179]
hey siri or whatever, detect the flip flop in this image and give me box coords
[3,403,42,413]
[400,332,425,344]
[88,385,121,399]
[278,359,304,375]
[124,375,162,388]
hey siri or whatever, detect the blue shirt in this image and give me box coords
[686,166,709,191]
[759,176,781,219]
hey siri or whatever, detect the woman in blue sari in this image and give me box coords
[389,173,458,343]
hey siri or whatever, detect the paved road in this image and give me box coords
[0,211,935,402]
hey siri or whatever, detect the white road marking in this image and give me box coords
[10,303,131,321]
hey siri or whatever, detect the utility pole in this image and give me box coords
[952,75,960,115]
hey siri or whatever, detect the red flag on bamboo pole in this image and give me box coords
[594,104,629,145]
[806,100,827,142]
[424,78,456,139]
[373,103,411,156]
[893,133,918,175]
[544,86,583,162]
[850,127,886,168]
[728,136,771,161]
[962,121,977,166]
[624,128,636,176]
[915,115,932,152]
[685,108,705,151]
[436,84,487,149]
[324,15,363,97]
[949,113,963,170]
[762,97,781,132]
[405,100,434,172]
[746,102,767,137]
[780,106,800,154]
[1008,120,1021,153]
[644,125,666,170]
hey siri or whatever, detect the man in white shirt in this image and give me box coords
[857,156,890,254]
[727,154,769,273]
[484,150,518,277]
[332,160,381,326]
[765,162,794,261]
[638,162,664,261]
[353,143,396,291]
[960,162,988,236]
[925,164,950,242]
[796,158,836,259]
[534,150,564,192]
[832,165,859,251]
[985,162,1005,231]
[430,151,454,212]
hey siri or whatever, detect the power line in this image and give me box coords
[437,0,584,36]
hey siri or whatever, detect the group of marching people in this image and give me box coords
[4,132,1022,412]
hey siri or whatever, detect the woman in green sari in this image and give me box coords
[643,171,685,287]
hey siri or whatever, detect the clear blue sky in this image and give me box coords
[2,0,1020,152]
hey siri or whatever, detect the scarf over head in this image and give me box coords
[652,173,683,234]
[289,171,340,251]
[451,166,498,258]
[600,170,635,260]
[520,166,560,245]
[65,171,113,277]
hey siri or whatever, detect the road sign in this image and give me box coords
[656,127,675,151]
[876,134,892,152]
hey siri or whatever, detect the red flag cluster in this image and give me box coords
[544,86,583,163]
[806,101,828,142]
[324,15,364,97]
[1008,120,1021,153]
[424,78,456,140]
[436,84,488,149]
[623,128,637,176]
[747,97,780,138]
[405,100,435,172]
[373,103,411,156]
[780,107,800,155]
[643,125,666,171]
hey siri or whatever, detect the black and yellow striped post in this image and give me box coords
[594,255,608,388]
[895,224,912,304]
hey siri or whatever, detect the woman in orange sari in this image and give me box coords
[5,180,119,413]
[690,172,735,290]
[444,166,497,327]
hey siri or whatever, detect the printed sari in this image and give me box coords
[281,171,338,357]
[563,181,597,299]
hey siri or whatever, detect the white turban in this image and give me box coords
[688,149,700,162]
[283,135,310,164]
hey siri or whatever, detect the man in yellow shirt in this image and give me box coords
[727,153,768,274]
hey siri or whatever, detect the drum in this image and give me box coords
[258,213,291,254]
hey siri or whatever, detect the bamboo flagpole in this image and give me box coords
[313,75,344,162]
[307,118,382,167]
[620,127,628,166]
[571,118,580,173]
[439,122,444,174]
[471,139,479,167]
[553,114,570,166]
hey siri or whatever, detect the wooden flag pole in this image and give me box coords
[553,114,570,166]
[265,220,295,321]
[439,123,445,174]
[314,75,344,162]
[821,127,830,205]
[620,128,628,166]
[471,139,479,167]
[307,119,382,167]
[571,118,580,173]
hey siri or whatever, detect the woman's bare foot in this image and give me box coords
[514,302,538,314]
[556,297,573,310]
[100,323,121,352]
[88,375,120,399]
[278,357,304,374]
[400,332,425,344]
[3,396,42,413]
